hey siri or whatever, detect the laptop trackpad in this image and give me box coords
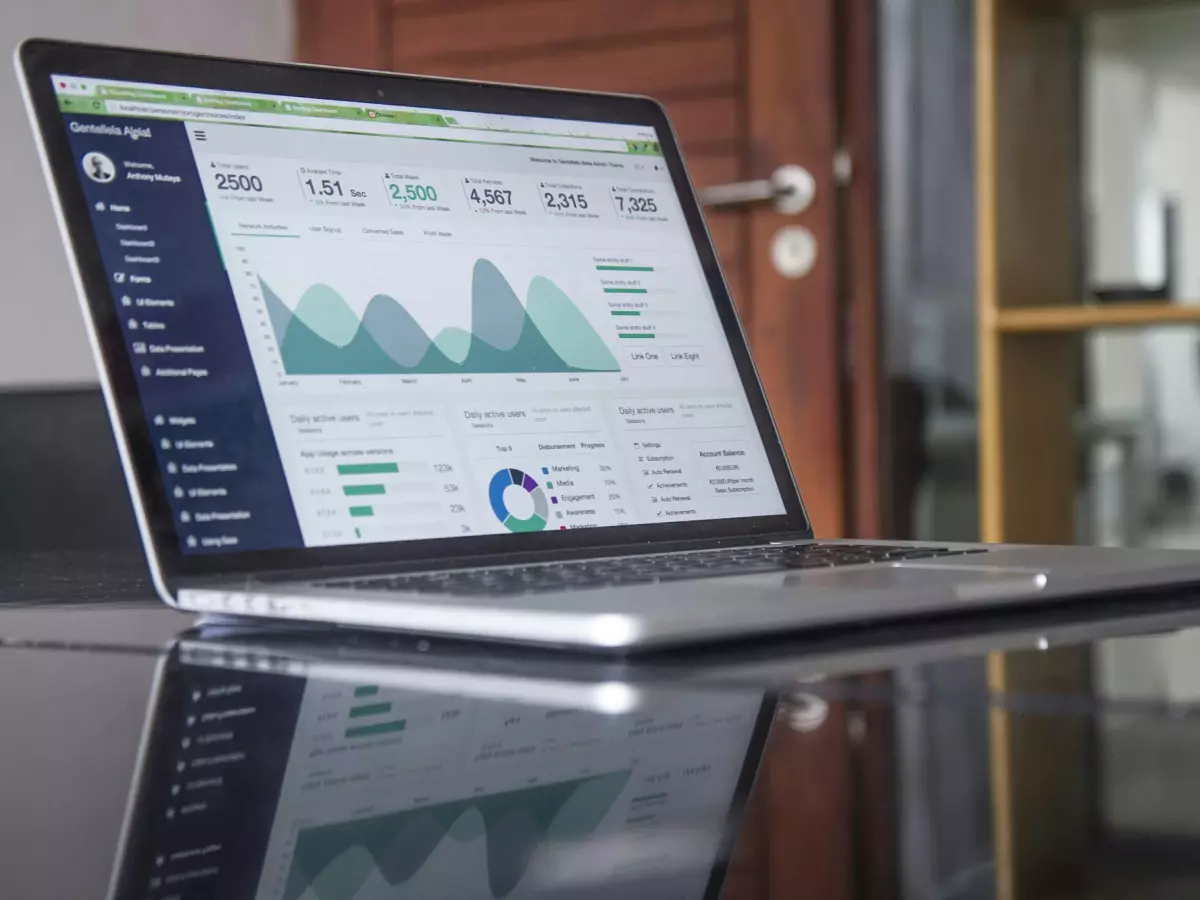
[803,563,1048,601]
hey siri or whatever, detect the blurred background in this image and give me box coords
[19,0,1200,558]
[8,0,1200,897]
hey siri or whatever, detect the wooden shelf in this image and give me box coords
[978,3,1097,898]
[990,303,1200,333]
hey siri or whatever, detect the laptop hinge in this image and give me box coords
[172,530,815,589]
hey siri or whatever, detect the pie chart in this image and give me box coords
[489,467,550,532]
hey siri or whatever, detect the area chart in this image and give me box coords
[262,259,620,376]
[281,770,631,900]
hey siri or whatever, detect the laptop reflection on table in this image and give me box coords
[108,640,774,900]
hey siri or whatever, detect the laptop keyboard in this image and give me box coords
[319,543,987,597]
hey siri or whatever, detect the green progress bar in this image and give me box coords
[353,685,379,697]
[349,506,375,518]
[604,288,648,294]
[618,333,656,339]
[632,792,670,803]
[338,463,400,476]
[345,719,407,739]
[611,310,641,316]
[343,484,385,496]
[349,701,393,719]
[596,265,654,271]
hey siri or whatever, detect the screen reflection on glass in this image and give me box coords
[111,644,773,900]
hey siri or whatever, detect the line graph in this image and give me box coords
[281,770,631,900]
[261,258,620,376]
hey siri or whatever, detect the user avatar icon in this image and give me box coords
[82,150,116,184]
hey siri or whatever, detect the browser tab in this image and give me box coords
[98,85,189,104]
[364,108,449,127]
[193,93,263,111]
[278,100,356,118]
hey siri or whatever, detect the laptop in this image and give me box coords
[19,38,1200,650]
[108,639,772,900]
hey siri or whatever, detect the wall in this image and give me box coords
[1087,8,1200,477]
[0,0,292,387]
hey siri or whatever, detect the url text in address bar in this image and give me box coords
[103,101,625,152]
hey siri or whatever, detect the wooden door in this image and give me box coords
[296,0,882,540]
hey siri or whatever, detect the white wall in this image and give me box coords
[1088,9,1200,474]
[0,0,292,386]
[1085,52,1153,430]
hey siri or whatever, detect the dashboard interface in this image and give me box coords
[120,649,767,899]
[52,75,786,553]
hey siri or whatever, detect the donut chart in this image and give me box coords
[488,468,550,532]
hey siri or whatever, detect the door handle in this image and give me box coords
[698,164,816,215]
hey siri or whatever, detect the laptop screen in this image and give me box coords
[51,75,787,554]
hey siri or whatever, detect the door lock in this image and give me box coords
[770,226,818,279]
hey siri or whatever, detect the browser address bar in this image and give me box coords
[106,101,252,124]
[103,101,625,152]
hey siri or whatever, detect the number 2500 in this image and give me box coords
[215,173,263,192]
[389,183,438,201]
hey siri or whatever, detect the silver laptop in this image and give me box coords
[19,39,1200,650]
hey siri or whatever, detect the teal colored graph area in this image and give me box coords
[282,770,631,900]
[261,259,620,376]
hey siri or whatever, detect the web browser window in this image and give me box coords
[53,76,786,553]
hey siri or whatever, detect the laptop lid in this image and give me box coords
[18,39,810,587]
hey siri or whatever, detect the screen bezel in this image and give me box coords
[19,38,812,582]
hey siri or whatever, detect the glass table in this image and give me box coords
[4,550,1200,900]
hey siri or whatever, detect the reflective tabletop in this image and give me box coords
[6,552,1200,900]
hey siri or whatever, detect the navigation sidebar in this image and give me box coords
[64,115,302,553]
